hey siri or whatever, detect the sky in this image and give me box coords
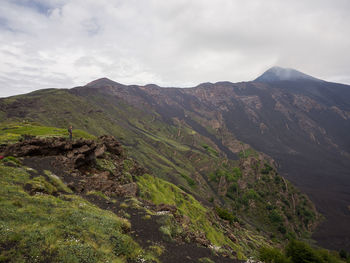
[0,0,350,97]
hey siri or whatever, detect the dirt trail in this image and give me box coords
[83,194,241,263]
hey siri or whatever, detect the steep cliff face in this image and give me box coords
[0,68,349,250]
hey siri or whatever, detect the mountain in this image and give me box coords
[255,66,323,82]
[85,77,123,87]
[0,67,349,252]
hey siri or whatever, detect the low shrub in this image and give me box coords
[215,207,235,223]
[259,246,291,263]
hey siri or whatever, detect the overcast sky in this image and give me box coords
[0,0,350,97]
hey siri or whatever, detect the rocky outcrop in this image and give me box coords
[1,135,123,168]
[2,135,148,198]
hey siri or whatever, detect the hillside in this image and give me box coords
[0,123,243,262]
[0,67,349,252]
[0,123,329,262]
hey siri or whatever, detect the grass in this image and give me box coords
[259,240,347,263]
[0,122,94,144]
[44,170,73,194]
[180,173,196,187]
[148,245,164,256]
[86,191,110,200]
[239,148,258,159]
[137,174,246,258]
[202,144,219,157]
[0,161,151,263]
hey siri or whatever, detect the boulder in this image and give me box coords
[99,135,123,156]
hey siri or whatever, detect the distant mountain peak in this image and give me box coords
[255,66,323,82]
[85,77,122,87]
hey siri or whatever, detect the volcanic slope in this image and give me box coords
[0,122,322,262]
[0,94,321,244]
[1,67,350,251]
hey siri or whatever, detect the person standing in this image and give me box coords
[68,125,73,140]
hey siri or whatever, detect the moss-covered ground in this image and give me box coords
[0,159,157,263]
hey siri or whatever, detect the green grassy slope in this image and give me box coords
[0,159,146,263]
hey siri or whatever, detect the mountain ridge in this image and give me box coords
[83,66,325,90]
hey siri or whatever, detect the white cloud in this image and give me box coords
[0,0,350,96]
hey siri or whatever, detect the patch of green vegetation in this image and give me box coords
[239,148,258,159]
[209,167,242,183]
[86,190,110,200]
[224,156,320,241]
[159,225,172,241]
[136,125,191,152]
[259,246,291,263]
[296,202,317,226]
[124,197,143,210]
[0,122,94,144]
[1,156,21,166]
[339,249,350,261]
[259,240,346,263]
[180,173,196,187]
[215,207,237,223]
[232,167,242,179]
[243,189,260,201]
[96,158,116,172]
[123,159,133,171]
[119,202,129,209]
[44,170,73,193]
[29,176,58,195]
[261,163,273,175]
[226,183,238,200]
[0,162,152,263]
[148,245,164,257]
[202,144,219,157]
[157,213,183,241]
[137,174,246,258]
